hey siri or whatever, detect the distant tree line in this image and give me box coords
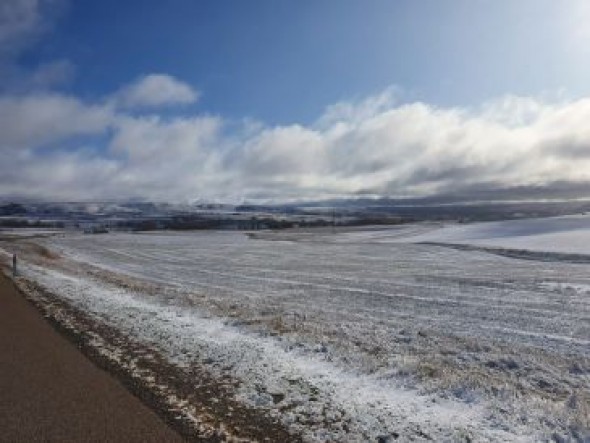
[0,218,65,228]
[0,203,27,216]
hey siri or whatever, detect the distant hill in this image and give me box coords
[0,203,27,216]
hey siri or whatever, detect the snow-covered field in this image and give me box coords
[1,217,589,441]
[353,214,590,256]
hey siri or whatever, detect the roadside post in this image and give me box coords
[12,254,17,277]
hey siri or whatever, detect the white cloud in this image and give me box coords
[223,93,590,201]
[0,0,73,93]
[0,148,120,201]
[105,115,227,200]
[0,0,42,53]
[0,93,112,149]
[317,86,399,128]
[0,0,63,55]
[114,74,199,109]
[5,84,590,202]
[29,59,75,88]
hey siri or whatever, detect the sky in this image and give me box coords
[3,0,590,203]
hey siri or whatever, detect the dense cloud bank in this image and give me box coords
[2,85,590,203]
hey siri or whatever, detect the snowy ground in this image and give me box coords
[348,214,590,255]
[0,228,64,237]
[1,218,589,441]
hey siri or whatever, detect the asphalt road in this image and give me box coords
[0,272,183,443]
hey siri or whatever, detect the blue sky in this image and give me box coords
[20,0,590,122]
[3,0,590,202]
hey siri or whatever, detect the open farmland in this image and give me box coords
[1,220,589,441]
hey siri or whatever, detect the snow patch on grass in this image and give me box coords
[21,262,526,442]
